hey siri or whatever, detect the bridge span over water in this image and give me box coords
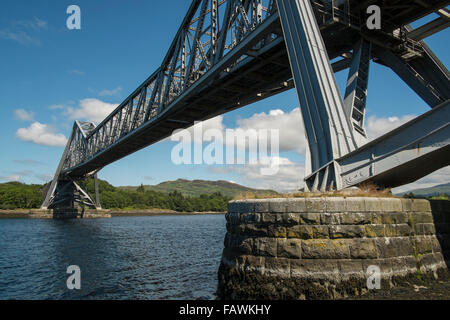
[42,0,450,210]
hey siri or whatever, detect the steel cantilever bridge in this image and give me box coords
[42,0,450,210]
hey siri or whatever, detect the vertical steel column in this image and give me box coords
[94,173,101,210]
[277,0,360,190]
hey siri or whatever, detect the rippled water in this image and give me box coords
[0,215,226,300]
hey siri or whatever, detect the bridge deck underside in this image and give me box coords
[64,0,449,184]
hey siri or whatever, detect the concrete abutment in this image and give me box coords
[217,197,450,299]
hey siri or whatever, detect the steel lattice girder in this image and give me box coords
[42,0,450,209]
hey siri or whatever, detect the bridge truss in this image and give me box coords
[42,0,450,210]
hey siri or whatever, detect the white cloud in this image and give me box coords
[14,109,34,121]
[14,17,47,30]
[211,156,305,193]
[236,108,306,154]
[171,108,306,155]
[35,173,53,182]
[98,86,122,97]
[170,115,225,143]
[0,29,41,46]
[0,175,21,182]
[366,114,416,140]
[65,98,118,124]
[0,18,47,46]
[16,122,67,147]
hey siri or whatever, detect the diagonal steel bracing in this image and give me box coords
[42,0,450,209]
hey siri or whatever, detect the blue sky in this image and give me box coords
[0,0,448,193]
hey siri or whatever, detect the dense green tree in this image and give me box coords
[0,180,231,212]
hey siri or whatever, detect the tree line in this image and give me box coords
[0,180,231,212]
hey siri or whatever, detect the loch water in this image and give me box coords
[0,215,226,300]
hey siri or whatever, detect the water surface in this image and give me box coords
[0,215,225,300]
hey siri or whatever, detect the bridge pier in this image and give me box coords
[218,197,450,299]
[41,174,101,219]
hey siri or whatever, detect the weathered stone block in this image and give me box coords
[269,199,286,213]
[301,239,350,259]
[409,212,434,224]
[238,201,255,213]
[346,197,366,212]
[290,259,339,276]
[340,212,372,225]
[286,198,307,213]
[364,225,385,238]
[264,256,290,277]
[277,238,302,259]
[411,199,431,212]
[338,260,365,275]
[267,225,287,238]
[288,225,329,239]
[400,198,413,212]
[365,198,382,212]
[243,255,265,273]
[239,212,260,224]
[349,238,378,259]
[384,224,412,237]
[380,198,402,212]
[329,225,364,239]
[370,212,383,224]
[242,224,268,237]
[361,258,393,277]
[280,212,300,225]
[375,237,414,258]
[414,236,433,255]
[228,201,239,214]
[417,253,445,272]
[299,212,321,225]
[236,236,255,255]
[320,212,341,225]
[414,223,436,236]
[253,199,270,213]
[261,212,277,224]
[380,212,396,224]
[305,198,326,213]
[325,197,346,212]
[287,225,304,239]
[256,237,277,257]
[231,212,241,224]
[430,237,442,253]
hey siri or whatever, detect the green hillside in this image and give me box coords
[397,182,450,198]
[119,179,278,198]
[0,179,277,211]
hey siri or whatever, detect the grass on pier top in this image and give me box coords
[233,183,396,200]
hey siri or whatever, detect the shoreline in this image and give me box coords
[0,209,225,219]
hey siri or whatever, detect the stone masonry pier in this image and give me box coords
[217,197,450,299]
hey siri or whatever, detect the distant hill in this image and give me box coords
[119,179,278,198]
[397,182,450,198]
